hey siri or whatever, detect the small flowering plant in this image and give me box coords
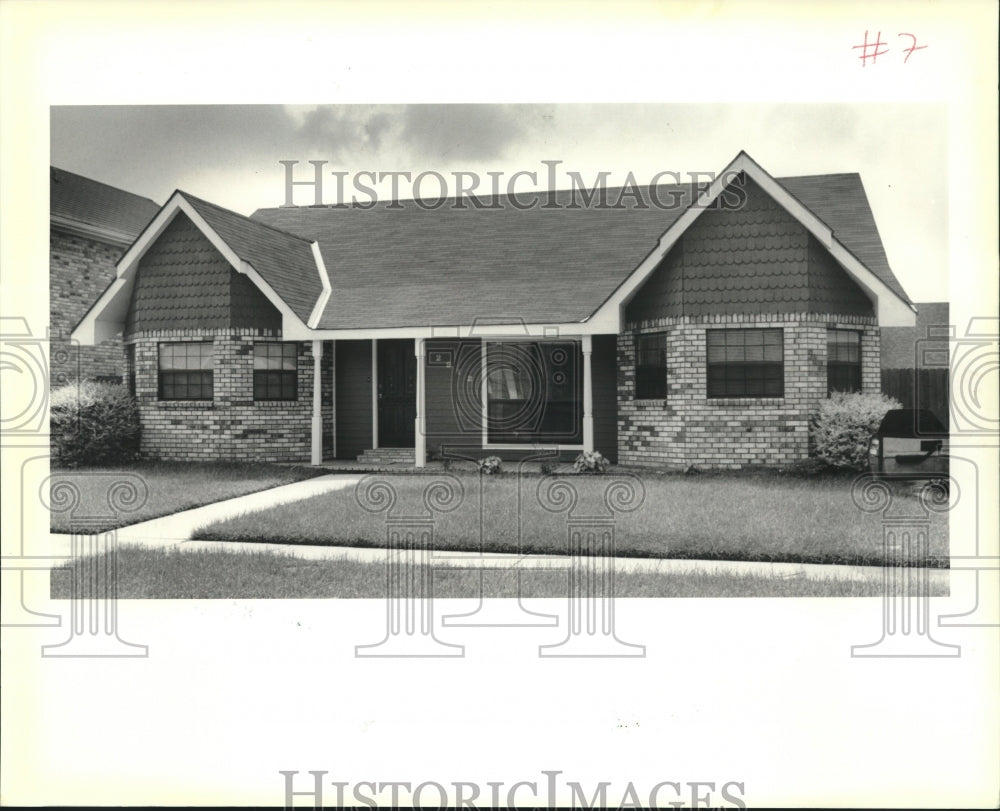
[573,450,609,474]
[477,455,503,475]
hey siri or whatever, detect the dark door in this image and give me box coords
[377,339,416,447]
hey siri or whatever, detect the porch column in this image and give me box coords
[415,338,426,468]
[582,335,594,453]
[311,339,323,465]
[371,339,379,449]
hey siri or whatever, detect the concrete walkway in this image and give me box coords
[48,473,949,586]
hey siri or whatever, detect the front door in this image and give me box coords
[377,339,416,447]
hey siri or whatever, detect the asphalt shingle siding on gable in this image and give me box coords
[625,178,874,321]
[51,167,160,241]
[250,173,908,330]
[181,194,322,324]
[125,213,281,334]
[777,173,911,305]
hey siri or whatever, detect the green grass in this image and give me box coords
[48,546,948,599]
[193,472,948,568]
[49,461,325,533]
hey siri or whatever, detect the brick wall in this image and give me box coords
[617,313,880,469]
[127,329,334,463]
[49,227,127,388]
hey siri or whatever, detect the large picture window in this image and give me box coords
[827,329,862,394]
[485,341,582,444]
[706,328,784,398]
[158,342,213,401]
[635,333,668,399]
[254,342,298,401]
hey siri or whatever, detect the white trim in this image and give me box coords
[288,322,616,341]
[310,339,323,465]
[330,339,337,460]
[371,338,378,450]
[589,151,916,329]
[483,444,585,452]
[415,338,426,468]
[480,340,488,449]
[306,242,331,329]
[582,334,594,454]
[50,215,139,247]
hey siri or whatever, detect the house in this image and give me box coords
[880,301,950,427]
[71,151,916,469]
[50,167,160,388]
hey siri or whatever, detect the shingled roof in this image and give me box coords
[250,171,911,329]
[51,167,160,244]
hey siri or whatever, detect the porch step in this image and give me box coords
[357,448,415,465]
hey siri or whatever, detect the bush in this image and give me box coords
[50,381,140,467]
[573,450,609,474]
[810,391,901,471]
[477,455,503,475]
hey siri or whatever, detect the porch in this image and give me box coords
[308,335,619,467]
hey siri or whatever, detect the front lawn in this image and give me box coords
[193,472,949,568]
[48,546,948,599]
[49,461,325,533]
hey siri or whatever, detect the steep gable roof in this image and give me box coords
[777,173,911,305]
[179,193,323,324]
[50,167,160,245]
[251,166,912,329]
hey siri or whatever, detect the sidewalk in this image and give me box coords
[48,473,949,586]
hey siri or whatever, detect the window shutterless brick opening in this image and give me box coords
[827,328,862,394]
[158,342,213,401]
[706,328,784,398]
[253,342,298,401]
[635,332,668,399]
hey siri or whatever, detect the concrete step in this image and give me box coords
[357,448,415,465]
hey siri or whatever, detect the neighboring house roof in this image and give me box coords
[50,166,160,245]
[880,301,950,368]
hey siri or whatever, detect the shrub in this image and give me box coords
[50,381,140,467]
[810,391,901,471]
[477,455,503,475]
[573,450,609,474]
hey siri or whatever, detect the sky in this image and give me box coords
[50,103,948,301]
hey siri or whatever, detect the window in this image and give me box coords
[707,328,784,398]
[485,341,581,443]
[827,329,861,394]
[158,342,213,400]
[254,342,298,401]
[126,344,136,398]
[636,333,668,399]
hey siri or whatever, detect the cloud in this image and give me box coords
[399,104,529,162]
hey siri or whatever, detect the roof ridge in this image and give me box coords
[178,191,317,244]
[51,165,159,208]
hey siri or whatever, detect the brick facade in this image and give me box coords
[49,227,128,388]
[617,312,880,469]
[126,329,334,463]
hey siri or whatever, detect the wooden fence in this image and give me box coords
[881,368,950,429]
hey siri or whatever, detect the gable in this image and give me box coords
[625,176,875,323]
[125,212,280,335]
